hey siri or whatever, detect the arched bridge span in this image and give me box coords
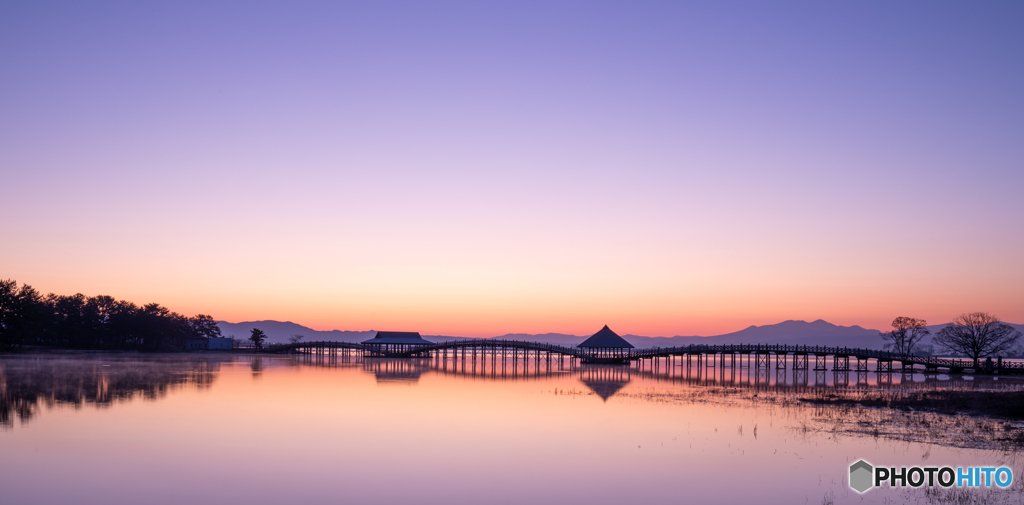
[264,341,365,354]
[630,344,1024,374]
[255,340,1022,374]
[404,339,586,359]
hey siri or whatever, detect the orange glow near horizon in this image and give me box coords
[9,239,1023,337]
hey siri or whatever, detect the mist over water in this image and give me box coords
[1,353,1022,505]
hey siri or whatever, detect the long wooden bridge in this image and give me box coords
[258,339,1024,375]
[286,350,1023,396]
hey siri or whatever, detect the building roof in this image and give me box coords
[577,325,634,349]
[361,331,434,345]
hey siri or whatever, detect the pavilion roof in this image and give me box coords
[577,325,634,349]
[361,331,434,345]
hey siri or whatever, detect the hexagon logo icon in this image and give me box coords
[849,460,874,493]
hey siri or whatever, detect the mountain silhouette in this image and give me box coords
[497,320,886,348]
[215,319,914,348]
[218,319,1022,349]
[216,320,375,344]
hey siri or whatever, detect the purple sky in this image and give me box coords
[2,2,1022,336]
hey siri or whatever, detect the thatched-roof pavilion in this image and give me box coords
[362,331,433,357]
[578,325,634,361]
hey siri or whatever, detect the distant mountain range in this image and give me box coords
[215,318,1024,350]
[216,320,376,344]
[496,319,889,349]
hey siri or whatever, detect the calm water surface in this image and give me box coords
[1,353,1022,505]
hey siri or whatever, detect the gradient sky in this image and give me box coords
[2,1,1022,337]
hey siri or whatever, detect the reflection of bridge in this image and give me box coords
[263,340,1024,375]
[283,349,1019,403]
[363,359,425,383]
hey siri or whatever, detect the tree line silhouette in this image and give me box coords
[0,279,222,351]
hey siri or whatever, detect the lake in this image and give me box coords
[1,352,1022,504]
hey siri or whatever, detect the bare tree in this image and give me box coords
[933,312,1021,367]
[880,317,929,356]
[288,334,305,344]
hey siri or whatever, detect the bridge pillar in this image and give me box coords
[833,355,850,371]
[794,354,808,370]
[755,353,769,369]
[814,355,827,370]
[855,357,868,372]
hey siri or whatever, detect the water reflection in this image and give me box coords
[363,359,426,383]
[579,365,631,401]
[1,353,1022,505]
[250,356,264,378]
[0,354,224,429]
[337,354,1020,395]
[4,353,1020,430]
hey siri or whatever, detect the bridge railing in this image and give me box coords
[410,338,585,357]
[253,339,1022,372]
[625,343,1023,370]
[263,340,366,352]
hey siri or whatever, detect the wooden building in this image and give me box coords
[578,325,634,363]
[361,331,433,357]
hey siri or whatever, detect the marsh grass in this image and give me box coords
[618,384,1024,452]
[800,389,1024,419]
